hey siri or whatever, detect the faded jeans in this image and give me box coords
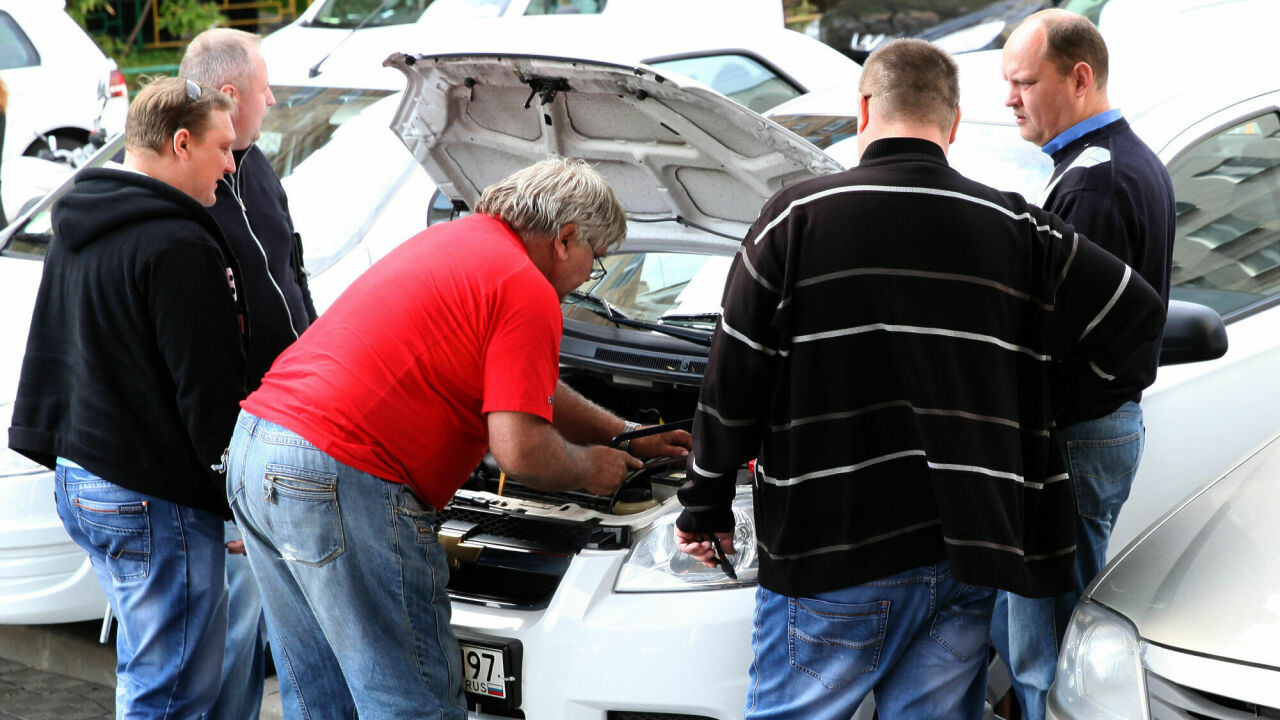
[226,410,466,720]
[746,561,995,720]
[54,463,227,720]
[990,401,1145,720]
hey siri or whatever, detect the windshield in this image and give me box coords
[948,121,1053,201]
[267,87,416,274]
[306,0,510,28]
[563,251,730,331]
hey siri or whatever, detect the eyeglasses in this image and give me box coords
[185,78,202,102]
[588,255,607,281]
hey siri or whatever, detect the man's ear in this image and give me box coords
[1071,61,1095,97]
[858,93,871,134]
[219,83,238,100]
[172,127,193,159]
[553,222,578,260]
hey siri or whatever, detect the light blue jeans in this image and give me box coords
[746,561,994,720]
[209,521,267,720]
[54,464,227,720]
[990,401,1145,720]
[226,410,466,720]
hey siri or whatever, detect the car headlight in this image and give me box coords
[0,402,48,477]
[614,486,758,592]
[1048,600,1149,719]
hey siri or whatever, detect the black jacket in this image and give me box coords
[1042,118,1175,424]
[8,168,247,518]
[208,144,317,389]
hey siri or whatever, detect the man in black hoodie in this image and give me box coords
[8,77,247,718]
[180,29,317,720]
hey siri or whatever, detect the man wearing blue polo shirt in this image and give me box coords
[995,9,1176,719]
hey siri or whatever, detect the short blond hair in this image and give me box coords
[860,39,960,137]
[475,157,627,254]
[125,76,233,154]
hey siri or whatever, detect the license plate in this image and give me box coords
[458,638,520,708]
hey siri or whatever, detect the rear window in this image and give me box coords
[523,0,606,14]
[0,11,39,69]
[308,0,513,27]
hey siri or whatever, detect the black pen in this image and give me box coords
[707,534,737,580]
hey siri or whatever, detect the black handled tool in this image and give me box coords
[708,534,737,580]
[608,418,693,449]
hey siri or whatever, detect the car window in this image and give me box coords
[650,54,800,114]
[769,114,858,150]
[564,251,729,329]
[307,0,436,27]
[259,86,394,177]
[1167,112,1280,318]
[0,11,39,69]
[523,0,605,15]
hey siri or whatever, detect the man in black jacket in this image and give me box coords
[180,28,318,720]
[8,77,246,718]
[675,39,1164,719]
[994,12,1176,719]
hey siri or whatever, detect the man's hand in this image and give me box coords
[675,528,736,569]
[226,539,247,556]
[628,427,692,459]
[582,445,643,495]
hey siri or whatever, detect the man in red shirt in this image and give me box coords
[225,157,691,718]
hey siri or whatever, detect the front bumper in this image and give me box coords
[454,548,754,719]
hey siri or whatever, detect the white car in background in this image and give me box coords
[262,0,785,87]
[0,0,128,216]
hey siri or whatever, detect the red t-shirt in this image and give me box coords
[242,214,562,510]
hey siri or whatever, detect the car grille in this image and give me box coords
[1147,670,1280,718]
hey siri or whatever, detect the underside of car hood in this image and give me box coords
[385,52,841,234]
[1091,431,1280,671]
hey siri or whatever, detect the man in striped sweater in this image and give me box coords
[674,39,1165,719]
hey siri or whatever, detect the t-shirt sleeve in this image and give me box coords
[480,267,561,422]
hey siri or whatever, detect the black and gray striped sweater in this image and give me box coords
[676,137,1165,599]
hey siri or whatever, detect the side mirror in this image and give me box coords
[1158,299,1228,366]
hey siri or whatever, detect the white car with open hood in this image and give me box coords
[378,50,1223,718]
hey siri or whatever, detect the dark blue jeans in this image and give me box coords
[990,401,1145,720]
[746,561,994,719]
[54,464,227,719]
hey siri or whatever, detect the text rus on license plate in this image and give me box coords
[460,640,511,702]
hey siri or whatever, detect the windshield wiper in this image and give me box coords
[308,0,393,76]
[568,291,713,347]
[658,312,721,328]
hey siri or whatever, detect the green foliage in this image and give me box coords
[65,0,113,26]
[156,0,226,40]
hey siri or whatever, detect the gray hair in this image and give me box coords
[180,28,261,91]
[475,157,627,254]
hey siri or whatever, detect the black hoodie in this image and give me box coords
[9,168,247,518]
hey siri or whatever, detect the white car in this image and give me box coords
[262,0,785,87]
[0,0,128,215]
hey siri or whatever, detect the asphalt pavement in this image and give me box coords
[0,622,282,720]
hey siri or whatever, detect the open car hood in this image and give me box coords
[385,52,841,235]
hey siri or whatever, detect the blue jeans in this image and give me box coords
[209,521,267,720]
[746,562,994,720]
[990,401,1144,720]
[54,464,227,720]
[226,410,466,720]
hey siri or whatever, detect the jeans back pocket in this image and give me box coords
[263,463,344,567]
[788,597,888,689]
[72,496,151,582]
